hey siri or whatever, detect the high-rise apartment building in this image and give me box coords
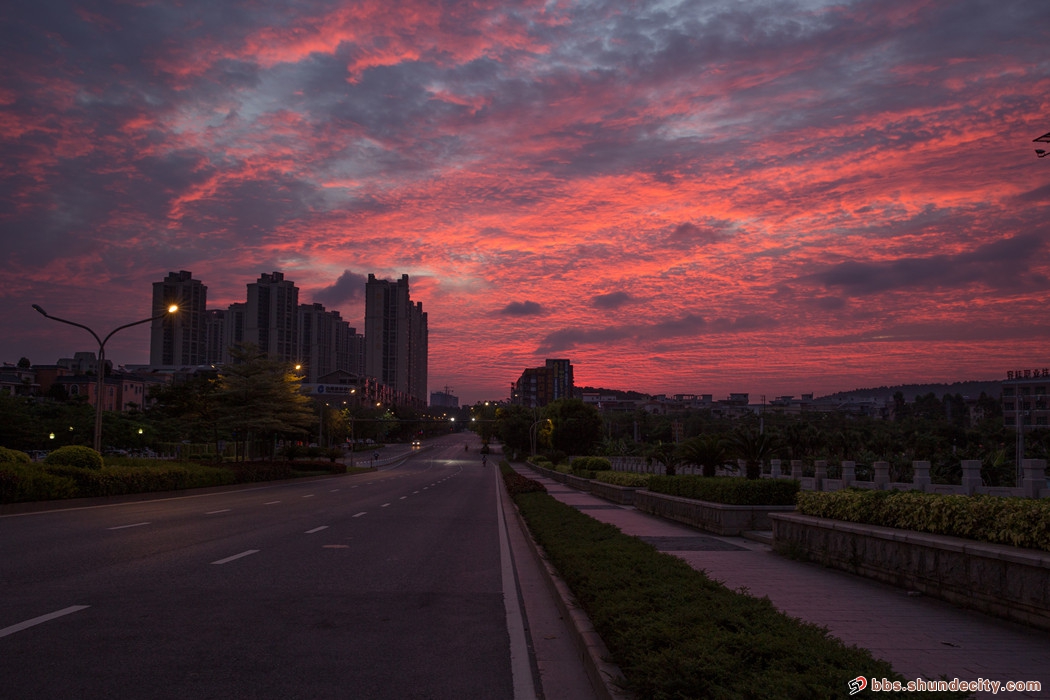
[244,271,299,362]
[150,271,207,366]
[512,359,575,407]
[364,273,428,403]
[298,303,364,382]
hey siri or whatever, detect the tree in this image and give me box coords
[648,441,685,476]
[17,357,31,369]
[677,434,727,477]
[544,399,603,456]
[216,344,315,460]
[728,427,780,479]
[495,404,536,455]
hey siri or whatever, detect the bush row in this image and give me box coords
[594,471,651,487]
[0,460,238,502]
[499,461,958,699]
[647,475,800,505]
[796,489,1050,553]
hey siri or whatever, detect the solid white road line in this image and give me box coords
[305,526,328,534]
[494,468,538,700]
[211,550,259,565]
[0,606,91,639]
[107,522,150,530]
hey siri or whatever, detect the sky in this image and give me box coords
[1,0,1049,405]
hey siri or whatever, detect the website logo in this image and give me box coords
[848,676,868,695]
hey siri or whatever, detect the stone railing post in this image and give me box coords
[770,459,782,478]
[873,461,890,489]
[790,460,803,479]
[1023,459,1048,499]
[960,459,983,495]
[912,460,931,492]
[814,460,827,491]
[841,461,855,487]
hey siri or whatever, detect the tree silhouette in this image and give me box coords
[216,344,315,460]
[728,428,780,480]
[676,434,727,477]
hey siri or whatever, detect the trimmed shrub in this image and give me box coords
[648,475,800,505]
[0,462,78,502]
[500,461,547,496]
[796,489,1050,553]
[45,445,104,470]
[595,471,651,487]
[0,446,32,464]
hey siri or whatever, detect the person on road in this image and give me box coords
[481,454,487,466]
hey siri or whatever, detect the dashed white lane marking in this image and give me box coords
[265,501,280,505]
[212,550,259,565]
[302,494,315,498]
[353,512,367,518]
[0,606,91,639]
[305,526,329,534]
[107,522,150,530]
[381,503,390,508]
[399,496,407,500]
[206,509,231,515]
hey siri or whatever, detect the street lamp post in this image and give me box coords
[33,303,178,453]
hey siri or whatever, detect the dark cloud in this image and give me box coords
[314,270,368,308]
[805,234,1049,297]
[592,291,633,309]
[501,301,545,316]
[537,313,777,352]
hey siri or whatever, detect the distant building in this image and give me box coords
[431,388,459,409]
[298,303,364,383]
[150,271,208,366]
[512,359,575,408]
[364,274,428,405]
[245,271,299,363]
[1003,369,1049,429]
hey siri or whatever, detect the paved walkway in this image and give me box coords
[514,465,1050,699]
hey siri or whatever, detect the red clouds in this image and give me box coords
[2,0,1049,401]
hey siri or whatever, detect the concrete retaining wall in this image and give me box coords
[634,490,796,536]
[770,512,1050,632]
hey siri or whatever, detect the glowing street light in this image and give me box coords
[32,303,178,452]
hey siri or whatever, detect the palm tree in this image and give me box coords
[648,441,685,476]
[676,434,727,477]
[728,428,780,480]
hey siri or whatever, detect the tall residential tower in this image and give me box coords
[364,273,428,404]
[150,271,207,366]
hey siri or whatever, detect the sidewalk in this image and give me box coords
[513,464,1050,699]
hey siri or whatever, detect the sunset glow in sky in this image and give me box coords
[2,0,1049,403]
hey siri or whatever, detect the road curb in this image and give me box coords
[501,478,634,700]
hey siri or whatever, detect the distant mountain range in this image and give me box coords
[579,380,1004,404]
[818,380,1003,403]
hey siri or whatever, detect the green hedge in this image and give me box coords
[0,462,78,502]
[45,445,104,470]
[0,446,32,464]
[796,490,1050,553]
[595,471,651,487]
[648,475,800,505]
[502,464,960,699]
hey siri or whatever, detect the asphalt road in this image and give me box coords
[1,437,583,700]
